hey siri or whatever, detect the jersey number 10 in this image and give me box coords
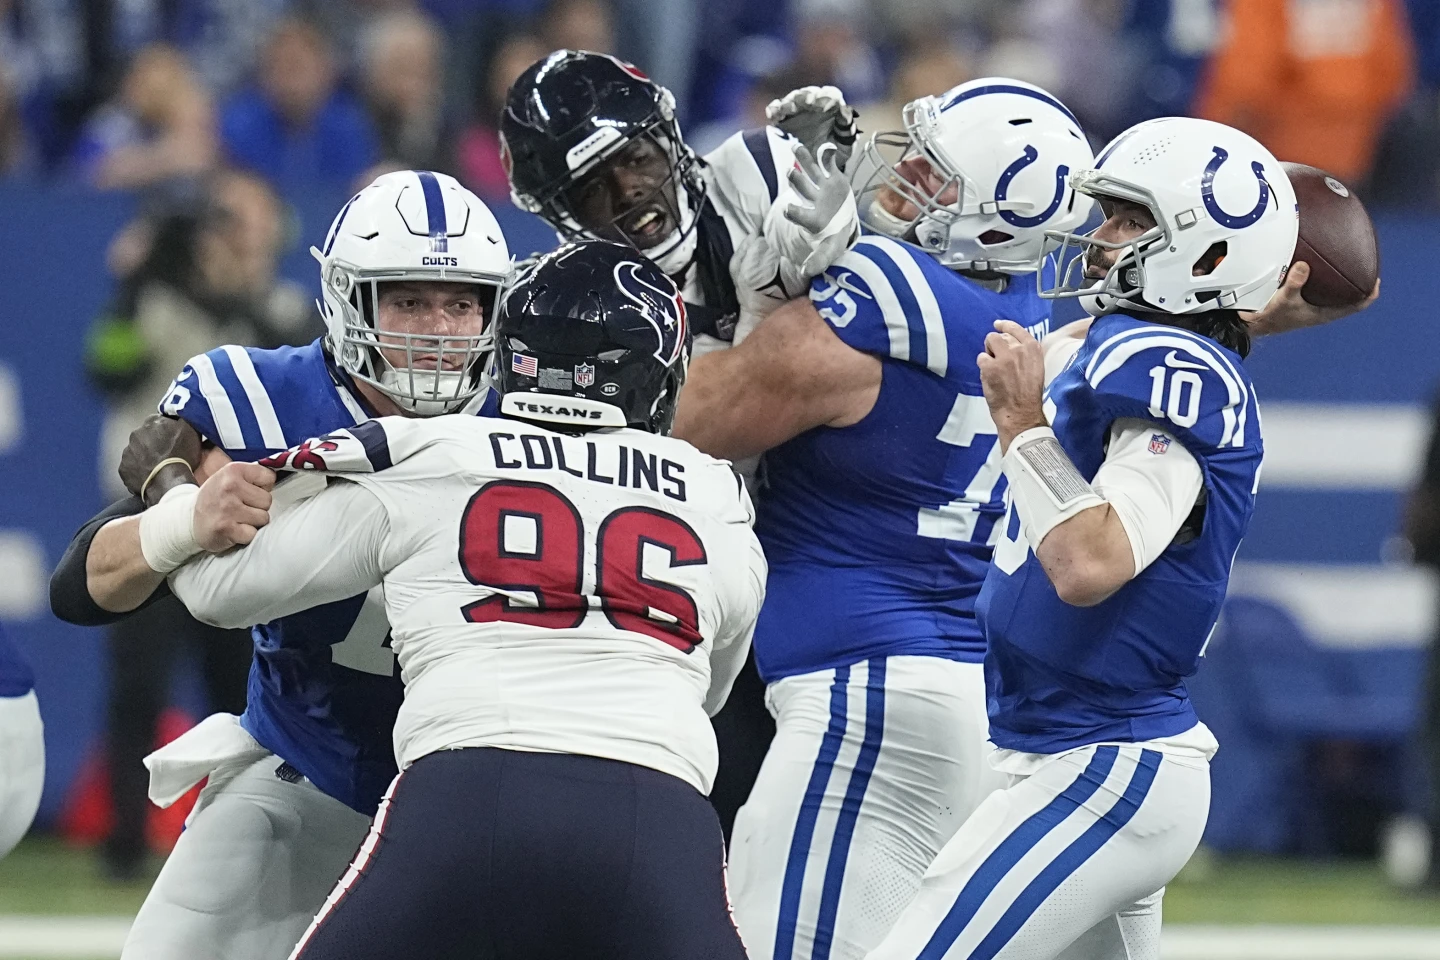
[457,480,708,653]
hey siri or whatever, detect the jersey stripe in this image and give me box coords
[187,353,246,448]
[842,250,911,361]
[742,128,779,203]
[866,236,948,376]
[222,345,288,449]
[916,745,1119,960]
[774,667,850,960]
[208,348,267,450]
[813,659,887,960]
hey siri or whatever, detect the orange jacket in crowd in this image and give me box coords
[1194,0,1414,183]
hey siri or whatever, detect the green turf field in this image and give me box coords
[2,834,1437,924]
[2,835,1438,960]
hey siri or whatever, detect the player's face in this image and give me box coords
[374,281,486,370]
[1084,199,1157,278]
[877,155,960,223]
[565,135,680,250]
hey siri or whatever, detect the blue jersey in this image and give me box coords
[161,339,496,814]
[0,622,34,698]
[753,236,1052,682]
[978,313,1262,753]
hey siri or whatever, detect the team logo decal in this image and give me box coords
[994,145,1069,228]
[1201,146,1272,229]
[614,261,686,364]
[575,363,596,387]
[1148,434,1172,455]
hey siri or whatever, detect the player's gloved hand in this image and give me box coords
[766,85,859,171]
[1241,261,1380,337]
[192,461,276,553]
[978,320,1049,452]
[119,415,203,506]
[768,142,860,278]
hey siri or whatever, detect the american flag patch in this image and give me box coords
[1148,433,1172,455]
[512,353,538,376]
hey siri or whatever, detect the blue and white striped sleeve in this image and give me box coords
[1083,325,1253,452]
[807,235,951,377]
[157,346,289,456]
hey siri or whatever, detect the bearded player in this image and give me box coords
[50,170,512,960]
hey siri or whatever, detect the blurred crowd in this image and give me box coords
[1,0,1437,207]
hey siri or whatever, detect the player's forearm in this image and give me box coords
[86,516,170,613]
[1035,505,1136,607]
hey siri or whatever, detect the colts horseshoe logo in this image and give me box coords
[1201,146,1272,229]
[994,145,1069,228]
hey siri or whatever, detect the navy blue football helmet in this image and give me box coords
[495,241,690,435]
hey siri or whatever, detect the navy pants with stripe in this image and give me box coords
[290,748,747,960]
[865,742,1212,960]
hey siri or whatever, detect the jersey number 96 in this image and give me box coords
[457,481,708,653]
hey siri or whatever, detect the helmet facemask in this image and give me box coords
[531,121,706,277]
[851,100,1049,274]
[321,257,507,415]
[1040,173,1169,315]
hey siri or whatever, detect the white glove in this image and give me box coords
[764,142,860,278]
[766,85,860,171]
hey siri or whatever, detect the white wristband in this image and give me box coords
[139,483,202,574]
[1003,426,1106,551]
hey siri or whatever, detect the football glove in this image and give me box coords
[774,142,859,277]
[766,85,859,171]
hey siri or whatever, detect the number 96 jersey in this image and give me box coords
[257,416,768,795]
[978,313,1263,755]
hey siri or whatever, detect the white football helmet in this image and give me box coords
[313,170,512,415]
[850,78,1096,274]
[1041,117,1299,315]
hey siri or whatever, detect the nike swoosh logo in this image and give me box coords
[827,270,874,300]
[1164,350,1207,371]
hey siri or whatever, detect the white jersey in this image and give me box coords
[170,415,768,795]
[683,126,856,354]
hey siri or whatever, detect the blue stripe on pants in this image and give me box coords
[774,667,851,960]
[917,745,1121,960]
[812,659,887,960]
[969,749,1163,960]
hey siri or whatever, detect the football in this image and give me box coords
[1281,162,1379,308]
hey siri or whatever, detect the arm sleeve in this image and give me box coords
[50,496,171,626]
[169,479,390,629]
[1092,419,1205,575]
[704,528,767,716]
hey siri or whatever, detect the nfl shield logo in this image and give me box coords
[574,363,596,387]
[1148,433,1172,455]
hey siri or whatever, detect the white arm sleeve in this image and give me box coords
[703,532,767,716]
[169,478,390,629]
[1091,418,1205,576]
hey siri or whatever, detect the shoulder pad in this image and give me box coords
[1084,322,1254,451]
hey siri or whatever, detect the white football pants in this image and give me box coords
[864,742,1211,960]
[729,656,1002,960]
[123,747,371,960]
[0,691,44,860]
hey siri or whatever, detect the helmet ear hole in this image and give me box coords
[978,230,1013,245]
[1192,241,1228,277]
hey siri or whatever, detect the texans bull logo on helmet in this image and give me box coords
[614,260,687,365]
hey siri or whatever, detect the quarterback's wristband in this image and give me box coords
[1003,426,1106,551]
[139,484,202,574]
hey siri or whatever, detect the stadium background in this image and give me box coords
[1,0,1439,956]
